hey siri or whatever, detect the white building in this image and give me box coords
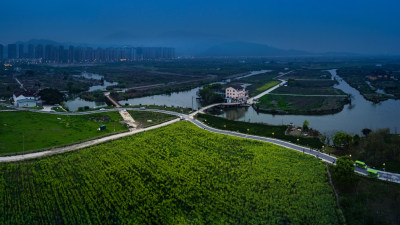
[13,91,38,107]
[225,85,249,103]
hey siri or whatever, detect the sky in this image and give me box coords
[1,0,400,55]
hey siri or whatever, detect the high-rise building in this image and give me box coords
[35,45,43,58]
[28,44,34,58]
[68,46,74,63]
[8,44,17,59]
[18,44,24,58]
[0,44,3,60]
[45,45,54,62]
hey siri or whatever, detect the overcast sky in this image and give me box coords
[1,0,399,54]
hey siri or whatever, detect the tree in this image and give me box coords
[38,88,65,105]
[352,134,360,145]
[361,128,372,137]
[302,120,310,131]
[333,132,352,149]
[334,155,355,184]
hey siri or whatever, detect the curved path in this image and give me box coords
[1,102,399,184]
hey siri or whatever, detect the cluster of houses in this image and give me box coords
[12,91,42,107]
[366,74,397,81]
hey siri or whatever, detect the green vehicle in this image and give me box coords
[355,160,367,169]
[367,168,379,178]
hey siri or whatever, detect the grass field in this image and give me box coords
[197,113,324,149]
[256,94,349,115]
[0,111,127,154]
[255,80,281,93]
[272,86,346,95]
[0,122,341,224]
[128,110,177,128]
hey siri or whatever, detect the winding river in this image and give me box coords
[214,69,400,135]
[63,69,400,135]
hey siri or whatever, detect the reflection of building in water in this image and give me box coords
[224,107,248,120]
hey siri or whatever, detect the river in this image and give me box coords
[64,72,116,111]
[65,70,271,111]
[213,69,400,135]
[63,69,400,135]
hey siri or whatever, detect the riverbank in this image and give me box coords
[197,113,324,149]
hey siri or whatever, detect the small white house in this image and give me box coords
[225,85,249,103]
[13,91,38,107]
[15,99,37,107]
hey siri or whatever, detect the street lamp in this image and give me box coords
[272,132,274,138]
[383,163,386,171]
[322,145,325,153]
[349,154,352,158]
[297,138,299,144]
[224,124,226,129]
[247,128,250,134]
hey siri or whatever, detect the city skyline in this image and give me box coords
[1,0,399,55]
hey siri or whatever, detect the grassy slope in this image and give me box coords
[0,122,339,224]
[198,113,324,149]
[0,111,127,154]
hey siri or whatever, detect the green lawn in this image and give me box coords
[0,122,340,224]
[0,111,127,154]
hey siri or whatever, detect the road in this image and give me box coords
[187,116,400,184]
[0,116,180,163]
[1,102,399,184]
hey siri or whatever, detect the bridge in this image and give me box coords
[104,92,122,108]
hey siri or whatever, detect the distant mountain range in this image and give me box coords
[200,42,312,57]
[8,39,360,58]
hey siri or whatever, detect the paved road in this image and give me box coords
[188,116,400,184]
[0,117,180,163]
[1,102,399,184]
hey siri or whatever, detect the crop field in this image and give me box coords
[0,111,127,154]
[0,122,340,224]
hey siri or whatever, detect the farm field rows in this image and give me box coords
[0,122,340,224]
